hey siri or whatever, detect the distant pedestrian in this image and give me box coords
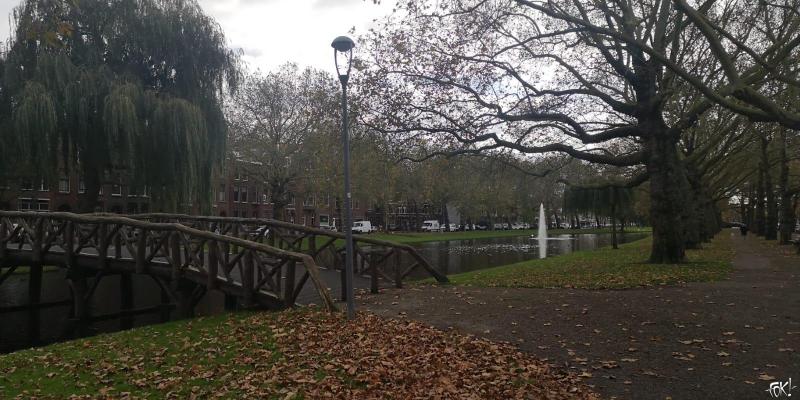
[740,225,748,236]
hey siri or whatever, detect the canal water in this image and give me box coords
[0,232,646,353]
[413,232,648,275]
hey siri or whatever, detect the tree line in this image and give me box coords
[356,0,800,262]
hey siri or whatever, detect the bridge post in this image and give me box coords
[27,217,44,346]
[0,218,6,261]
[394,250,403,289]
[370,252,379,294]
[284,261,296,307]
[169,232,181,288]
[98,223,108,270]
[135,228,147,274]
[207,241,220,290]
[242,250,255,307]
[119,272,134,330]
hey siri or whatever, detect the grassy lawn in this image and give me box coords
[369,226,652,244]
[0,310,596,399]
[446,233,733,289]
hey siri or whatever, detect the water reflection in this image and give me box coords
[414,233,647,276]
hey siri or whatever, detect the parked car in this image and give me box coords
[444,223,458,231]
[352,220,376,234]
[522,223,531,229]
[511,222,524,230]
[493,222,510,230]
[421,220,441,232]
[475,223,488,230]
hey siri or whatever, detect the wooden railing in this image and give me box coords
[0,211,336,311]
[133,213,449,292]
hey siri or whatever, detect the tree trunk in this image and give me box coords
[746,184,756,228]
[442,203,451,232]
[77,168,102,213]
[611,202,618,249]
[760,135,778,240]
[755,164,767,236]
[778,130,795,244]
[683,165,703,249]
[647,133,689,263]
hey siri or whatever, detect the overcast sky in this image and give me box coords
[0,0,394,73]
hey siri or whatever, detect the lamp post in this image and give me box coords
[332,35,356,320]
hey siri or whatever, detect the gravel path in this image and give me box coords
[360,230,800,399]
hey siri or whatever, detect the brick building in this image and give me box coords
[0,163,372,230]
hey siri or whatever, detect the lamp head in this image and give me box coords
[331,36,355,52]
[332,36,355,85]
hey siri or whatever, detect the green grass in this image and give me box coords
[446,233,733,289]
[368,226,652,245]
[0,313,273,398]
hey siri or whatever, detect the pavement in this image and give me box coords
[359,230,800,399]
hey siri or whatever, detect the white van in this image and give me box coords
[352,220,375,234]
[421,220,441,232]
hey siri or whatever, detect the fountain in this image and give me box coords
[538,203,547,258]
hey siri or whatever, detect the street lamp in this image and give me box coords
[332,35,356,320]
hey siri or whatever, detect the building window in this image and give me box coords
[79,180,86,194]
[241,186,248,203]
[36,199,50,211]
[17,198,33,210]
[287,194,295,209]
[325,194,330,206]
[58,177,70,193]
[304,196,314,207]
[233,186,240,203]
[37,180,47,191]
[20,179,33,191]
[217,184,226,202]
[112,184,122,197]
[262,194,268,204]
[141,186,148,197]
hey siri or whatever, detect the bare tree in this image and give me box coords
[227,64,340,219]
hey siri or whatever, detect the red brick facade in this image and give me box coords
[0,166,370,230]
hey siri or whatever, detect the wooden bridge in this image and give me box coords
[0,211,447,345]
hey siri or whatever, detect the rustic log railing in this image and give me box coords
[0,211,337,314]
[132,213,449,293]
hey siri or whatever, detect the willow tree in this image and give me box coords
[0,0,239,212]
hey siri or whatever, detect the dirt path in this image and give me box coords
[360,231,800,399]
